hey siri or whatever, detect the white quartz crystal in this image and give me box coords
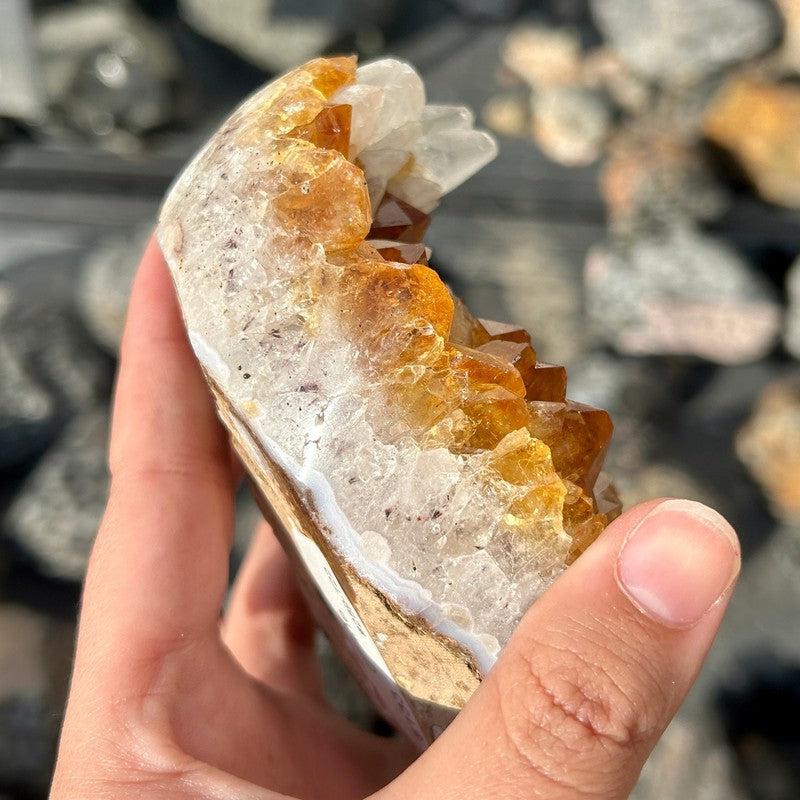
[389,128,498,210]
[335,59,497,211]
[334,58,425,157]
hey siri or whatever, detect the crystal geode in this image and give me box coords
[158,56,618,746]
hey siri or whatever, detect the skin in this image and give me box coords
[51,239,741,800]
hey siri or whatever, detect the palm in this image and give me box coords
[132,611,408,799]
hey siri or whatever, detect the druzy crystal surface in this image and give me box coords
[158,56,616,686]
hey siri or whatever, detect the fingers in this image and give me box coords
[81,239,235,671]
[376,498,741,800]
[222,521,323,698]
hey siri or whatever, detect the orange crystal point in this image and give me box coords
[301,55,358,96]
[272,144,370,252]
[368,239,429,265]
[525,362,567,402]
[449,297,491,346]
[344,259,455,344]
[594,473,622,521]
[291,104,352,156]
[478,318,533,345]
[527,400,613,493]
[463,386,531,450]
[369,193,431,243]
[449,344,527,397]
[568,402,613,491]
[487,430,567,529]
[563,481,609,560]
[476,339,538,388]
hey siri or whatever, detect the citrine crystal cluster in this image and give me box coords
[271,56,617,557]
[158,56,618,728]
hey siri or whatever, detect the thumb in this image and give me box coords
[375,498,740,800]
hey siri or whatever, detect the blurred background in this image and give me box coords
[1,0,799,797]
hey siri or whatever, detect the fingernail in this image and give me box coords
[616,499,741,629]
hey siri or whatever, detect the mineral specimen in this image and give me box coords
[704,77,800,209]
[737,376,800,523]
[590,0,780,86]
[585,225,782,364]
[158,56,616,746]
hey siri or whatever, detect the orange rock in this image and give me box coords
[736,376,800,521]
[704,77,800,208]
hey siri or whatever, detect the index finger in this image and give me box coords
[80,238,235,672]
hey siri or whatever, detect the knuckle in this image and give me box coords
[494,628,667,790]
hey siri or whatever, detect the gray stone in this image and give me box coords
[0,243,112,468]
[786,256,800,359]
[531,86,613,166]
[37,4,182,149]
[179,0,395,72]
[5,409,110,582]
[23,307,111,411]
[79,227,149,352]
[0,335,57,469]
[450,0,522,18]
[0,605,73,791]
[0,300,110,468]
[0,0,46,124]
[632,716,746,800]
[591,0,781,85]
[0,282,59,467]
[585,225,782,364]
[601,126,730,235]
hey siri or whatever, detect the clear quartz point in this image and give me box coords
[421,103,475,134]
[335,60,497,211]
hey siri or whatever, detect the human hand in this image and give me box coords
[51,240,741,800]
